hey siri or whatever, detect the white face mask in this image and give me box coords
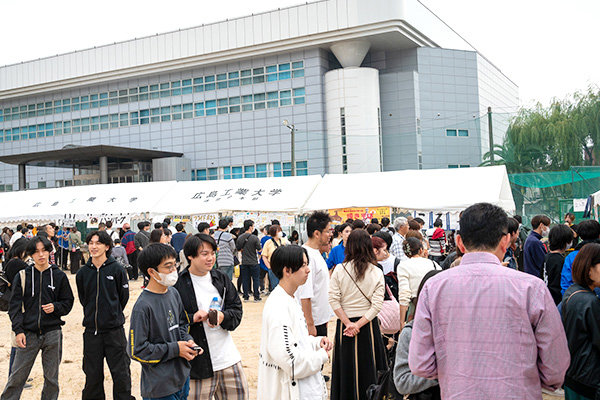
[154,270,178,287]
[277,231,284,238]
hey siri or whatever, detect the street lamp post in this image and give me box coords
[282,120,296,176]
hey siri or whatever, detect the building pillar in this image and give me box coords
[99,156,108,184]
[18,164,26,191]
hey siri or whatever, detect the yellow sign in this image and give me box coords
[329,207,391,224]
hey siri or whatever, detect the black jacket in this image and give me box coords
[76,256,129,333]
[174,268,243,379]
[9,264,74,335]
[562,284,600,398]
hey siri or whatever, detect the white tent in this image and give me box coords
[302,165,515,213]
[0,166,514,224]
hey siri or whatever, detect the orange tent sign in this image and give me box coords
[329,207,391,224]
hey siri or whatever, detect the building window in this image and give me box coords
[207,168,218,180]
[448,165,459,168]
[38,181,46,189]
[256,163,267,178]
[418,152,423,170]
[458,129,469,137]
[296,161,308,176]
[340,107,348,173]
[446,129,457,137]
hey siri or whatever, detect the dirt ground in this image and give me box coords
[0,274,559,399]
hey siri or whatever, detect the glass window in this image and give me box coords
[229,106,240,113]
[99,92,109,99]
[207,168,218,180]
[139,86,148,93]
[266,65,277,73]
[160,90,170,97]
[273,162,282,177]
[279,63,290,71]
[229,96,240,105]
[280,98,292,106]
[256,163,267,178]
[242,104,253,111]
[193,77,203,84]
[195,169,207,181]
[458,129,469,137]
[242,95,253,104]
[241,69,252,77]
[182,79,192,86]
[182,87,193,94]
[448,164,459,168]
[228,79,239,87]
[244,165,255,178]
[254,102,265,110]
[99,100,109,107]
[218,98,228,106]
[292,61,303,69]
[217,81,228,89]
[217,73,227,81]
[160,83,169,90]
[283,162,292,177]
[267,74,278,82]
[267,92,278,100]
[150,84,159,92]
[253,67,264,75]
[253,75,265,84]
[204,83,215,91]
[194,85,204,93]
[223,167,231,180]
[205,100,216,109]
[279,71,291,80]
[217,107,228,115]
[205,75,215,83]
[241,77,252,85]
[446,129,457,136]
[293,88,305,96]
[232,166,243,179]
[171,81,181,88]
[228,72,239,79]
[171,89,181,96]
[460,165,470,168]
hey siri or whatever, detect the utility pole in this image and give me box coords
[283,120,296,176]
[487,106,494,165]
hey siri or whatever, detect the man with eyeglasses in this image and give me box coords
[175,234,247,399]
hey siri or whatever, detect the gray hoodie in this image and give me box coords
[394,321,439,395]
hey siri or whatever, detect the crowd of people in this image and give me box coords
[0,205,599,400]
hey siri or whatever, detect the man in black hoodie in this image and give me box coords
[76,230,131,400]
[2,236,74,400]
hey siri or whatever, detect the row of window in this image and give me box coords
[0,184,13,192]
[0,88,306,143]
[0,62,305,123]
[192,161,309,181]
[448,164,470,168]
[446,129,469,137]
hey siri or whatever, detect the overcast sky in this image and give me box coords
[1,0,597,107]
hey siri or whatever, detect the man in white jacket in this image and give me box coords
[257,245,332,400]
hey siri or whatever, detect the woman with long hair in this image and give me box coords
[329,229,386,400]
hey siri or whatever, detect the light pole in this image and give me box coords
[282,120,296,176]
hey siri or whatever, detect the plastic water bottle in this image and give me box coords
[208,297,221,330]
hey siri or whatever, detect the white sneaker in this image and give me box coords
[542,388,564,397]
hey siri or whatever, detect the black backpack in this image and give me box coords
[384,257,401,302]
[0,272,11,312]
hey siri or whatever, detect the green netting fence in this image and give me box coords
[509,166,600,226]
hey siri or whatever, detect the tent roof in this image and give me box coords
[303,165,515,213]
[0,166,515,223]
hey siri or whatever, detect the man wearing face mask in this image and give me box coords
[523,215,550,277]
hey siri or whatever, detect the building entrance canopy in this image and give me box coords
[0,166,514,223]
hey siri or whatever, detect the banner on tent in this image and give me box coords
[329,207,391,224]
[87,215,131,229]
[232,212,295,228]
[191,214,219,228]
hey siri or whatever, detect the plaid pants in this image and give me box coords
[188,361,248,400]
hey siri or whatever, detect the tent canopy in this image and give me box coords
[0,166,514,223]
[303,165,515,213]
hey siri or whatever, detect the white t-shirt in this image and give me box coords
[295,245,333,326]
[190,272,241,371]
[106,229,120,243]
[379,254,398,275]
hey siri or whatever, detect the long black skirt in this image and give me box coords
[331,316,388,400]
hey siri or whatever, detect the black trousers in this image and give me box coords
[70,249,81,274]
[316,323,328,337]
[82,327,132,400]
[127,250,139,280]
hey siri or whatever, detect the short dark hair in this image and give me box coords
[162,222,169,230]
[381,217,390,227]
[572,243,600,287]
[507,217,520,235]
[137,243,177,278]
[366,223,381,235]
[576,220,600,241]
[565,212,575,221]
[270,245,309,279]
[154,222,163,229]
[20,226,29,234]
[403,237,423,258]
[414,217,425,226]
[373,231,392,250]
[243,219,254,231]
[218,219,229,230]
[408,220,421,231]
[548,224,574,251]
[197,222,211,233]
[371,218,379,225]
[268,224,282,237]
[138,221,148,230]
[459,203,508,251]
[175,223,184,232]
[26,235,53,257]
[352,219,366,230]
[345,218,354,224]
[531,215,551,229]
[183,233,217,262]
[433,219,443,228]
[98,222,106,229]
[307,211,331,238]
[513,215,522,224]
[7,237,30,260]
[105,221,113,228]
[338,223,352,235]
[163,218,171,225]
[85,230,113,257]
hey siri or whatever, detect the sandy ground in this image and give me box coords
[0,275,334,399]
[0,274,558,400]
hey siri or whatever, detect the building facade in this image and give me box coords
[0,0,518,191]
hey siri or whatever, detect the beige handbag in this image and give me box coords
[10,269,27,348]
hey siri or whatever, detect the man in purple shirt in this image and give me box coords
[409,203,570,400]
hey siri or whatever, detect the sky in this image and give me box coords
[1,0,598,107]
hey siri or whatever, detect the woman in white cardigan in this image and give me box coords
[258,245,332,400]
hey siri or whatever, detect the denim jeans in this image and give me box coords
[241,264,260,300]
[267,269,279,291]
[1,329,62,400]
[143,377,189,400]
[216,265,234,281]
